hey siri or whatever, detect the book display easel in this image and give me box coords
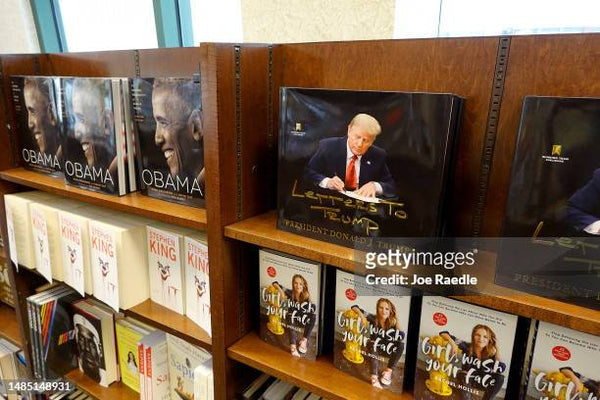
[0,34,598,400]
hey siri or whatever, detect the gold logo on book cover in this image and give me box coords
[552,145,562,156]
[295,122,302,131]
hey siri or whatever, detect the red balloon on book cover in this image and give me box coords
[345,288,357,301]
[433,312,447,326]
[267,266,276,278]
[552,346,571,361]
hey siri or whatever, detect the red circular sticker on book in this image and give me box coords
[345,288,357,301]
[267,266,276,278]
[552,346,571,361]
[433,313,447,326]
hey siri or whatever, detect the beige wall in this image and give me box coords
[242,0,395,43]
[0,0,40,54]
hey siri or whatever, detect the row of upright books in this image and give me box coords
[26,283,214,399]
[241,373,325,400]
[4,191,211,334]
[10,75,204,205]
[259,249,600,399]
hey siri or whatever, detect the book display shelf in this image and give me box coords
[0,34,598,400]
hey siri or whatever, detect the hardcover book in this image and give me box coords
[497,96,600,309]
[61,78,127,195]
[72,298,118,386]
[115,317,154,393]
[184,233,211,335]
[89,214,149,311]
[130,77,205,207]
[147,223,187,314]
[4,191,57,271]
[277,88,462,248]
[0,258,15,307]
[166,333,211,400]
[141,330,169,400]
[414,296,519,400]
[259,249,322,360]
[333,270,412,394]
[524,321,599,400]
[10,76,62,175]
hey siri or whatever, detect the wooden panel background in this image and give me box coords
[271,38,500,236]
[38,50,136,77]
[483,33,600,236]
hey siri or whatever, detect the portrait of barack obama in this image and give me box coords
[303,113,397,199]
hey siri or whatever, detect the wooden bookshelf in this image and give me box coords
[65,369,138,400]
[0,303,22,347]
[228,332,412,400]
[126,299,212,351]
[225,211,600,336]
[225,210,357,271]
[0,168,207,231]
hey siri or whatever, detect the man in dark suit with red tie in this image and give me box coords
[303,113,397,199]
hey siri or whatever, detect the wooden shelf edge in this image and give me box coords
[224,210,357,271]
[0,303,23,348]
[227,332,412,400]
[125,299,212,352]
[65,369,138,400]
[0,168,207,231]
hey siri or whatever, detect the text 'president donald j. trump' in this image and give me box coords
[303,113,397,199]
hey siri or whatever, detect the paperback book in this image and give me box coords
[333,270,412,394]
[147,223,187,314]
[130,77,205,207]
[497,96,600,310]
[414,296,519,400]
[277,88,462,248]
[524,321,599,400]
[167,333,211,400]
[184,234,211,335]
[259,249,322,360]
[10,76,62,175]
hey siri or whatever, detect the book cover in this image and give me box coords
[29,205,52,282]
[38,288,80,378]
[147,225,185,314]
[277,88,462,249]
[525,321,599,400]
[10,76,62,174]
[333,270,412,393]
[259,249,321,360]
[166,333,211,400]
[0,258,15,307]
[130,78,205,207]
[72,299,117,386]
[116,319,147,393]
[59,209,93,296]
[497,97,600,310]
[61,78,123,195]
[142,330,169,400]
[184,235,211,335]
[414,297,519,400]
[89,221,120,311]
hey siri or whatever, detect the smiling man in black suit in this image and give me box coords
[303,113,397,199]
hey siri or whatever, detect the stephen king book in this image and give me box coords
[333,270,412,394]
[259,249,322,361]
[10,76,62,175]
[524,321,599,400]
[497,96,600,309]
[147,223,187,314]
[414,297,519,400]
[184,234,211,335]
[61,77,127,195]
[277,88,462,249]
[130,77,205,207]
